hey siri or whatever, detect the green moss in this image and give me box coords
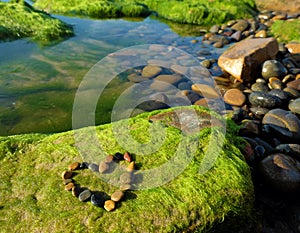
[34,0,257,25]
[270,19,300,43]
[0,106,255,232]
[0,1,73,43]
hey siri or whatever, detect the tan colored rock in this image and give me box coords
[191,84,220,99]
[68,162,80,171]
[155,74,182,85]
[142,65,162,78]
[223,88,246,106]
[104,200,116,211]
[218,38,278,82]
[285,43,300,54]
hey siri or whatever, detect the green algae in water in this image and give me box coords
[34,0,257,25]
[0,1,73,42]
[0,105,255,232]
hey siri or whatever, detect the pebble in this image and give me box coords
[262,109,300,139]
[61,171,73,180]
[155,74,182,85]
[79,189,92,202]
[119,172,133,184]
[251,82,269,92]
[114,152,124,162]
[250,107,269,118]
[231,19,249,32]
[191,84,220,99]
[120,184,132,191]
[63,179,73,185]
[65,182,75,191]
[104,200,116,212]
[258,153,300,192]
[289,98,300,114]
[127,161,135,172]
[121,152,132,163]
[68,162,80,171]
[72,186,81,197]
[99,161,110,173]
[275,144,300,160]
[111,190,124,202]
[105,155,114,163]
[261,60,288,80]
[287,79,300,91]
[79,162,89,169]
[141,65,162,78]
[91,193,105,207]
[249,92,278,108]
[88,163,99,172]
[223,88,246,106]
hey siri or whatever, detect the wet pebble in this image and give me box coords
[249,92,278,108]
[141,65,162,78]
[79,189,92,202]
[191,84,220,99]
[72,186,81,197]
[223,88,246,106]
[275,144,300,161]
[287,79,300,91]
[261,60,288,80]
[258,153,300,192]
[289,98,300,114]
[262,108,300,140]
[251,82,269,92]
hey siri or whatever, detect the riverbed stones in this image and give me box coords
[154,74,182,85]
[104,200,116,212]
[289,98,300,114]
[258,153,300,192]
[79,189,92,202]
[275,144,300,160]
[223,88,246,106]
[218,38,278,82]
[141,65,162,78]
[249,92,278,108]
[191,84,220,98]
[231,19,249,32]
[261,60,288,80]
[287,79,300,91]
[111,190,124,202]
[91,193,105,207]
[262,108,300,140]
[72,186,81,197]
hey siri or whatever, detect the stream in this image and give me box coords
[0,9,226,136]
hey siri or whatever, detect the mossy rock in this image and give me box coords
[0,1,73,43]
[34,0,257,25]
[270,19,300,43]
[0,106,255,232]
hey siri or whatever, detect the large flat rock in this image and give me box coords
[255,0,300,13]
[0,106,254,233]
[218,38,278,82]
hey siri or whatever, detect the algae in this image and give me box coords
[0,1,73,43]
[0,105,255,232]
[270,19,300,43]
[34,0,257,26]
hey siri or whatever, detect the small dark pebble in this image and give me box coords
[79,162,89,169]
[91,193,106,207]
[249,92,278,108]
[72,185,81,197]
[114,152,124,162]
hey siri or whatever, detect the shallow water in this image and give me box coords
[0,13,225,136]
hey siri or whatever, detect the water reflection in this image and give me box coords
[0,15,219,136]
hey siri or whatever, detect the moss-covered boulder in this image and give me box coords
[270,19,300,43]
[34,0,257,25]
[0,106,255,232]
[0,1,73,43]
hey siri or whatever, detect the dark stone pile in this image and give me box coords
[61,152,135,212]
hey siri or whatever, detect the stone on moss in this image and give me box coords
[0,106,255,232]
